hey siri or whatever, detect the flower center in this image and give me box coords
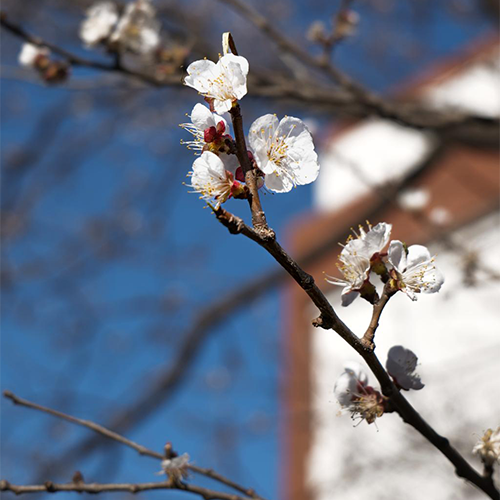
[267,135,289,168]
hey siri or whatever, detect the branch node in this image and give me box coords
[44,481,56,492]
[312,315,333,329]
[255,223,275,241]
[360,337,375,352]
[302,274,315,290]
[72,471,84,484]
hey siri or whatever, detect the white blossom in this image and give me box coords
[180,104,238,173]
[247,114,319,193]
[388,240,444,300]
[334,362,385,425]
[184,54,249,114]
[386,345,424,390]
[180,103,229,152]
[326,222,392,306]
[18,43,49,68]
[334,361,369,407]
[473,428,500,466]
[158,453,190,479]
[110,0,160,55]
[189,151,237,208]
[397,187,430,212]
[80,2,119,47]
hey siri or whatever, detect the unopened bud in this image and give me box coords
[333,10,359,40]
[204,126,218,143]
[307,21,328,44]
[42,62,70,84]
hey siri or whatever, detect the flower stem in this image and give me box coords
[229,104,271,236]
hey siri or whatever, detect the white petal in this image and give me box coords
[218,54,249,99]
[264,170,293,193]
[386,345,424,391]
[220,54,249,76]
[276,116,308,139]
[405,245,445,294]
[341,289,359,307]
[184,59,218,92]
[192,151,225,179]
[248,114,279,171]
[388,240,407,272]
[213,98,233,115]
[220,153,239,174]
[18,43,48,67]
[344,361,369,385]
[249,114,279,144]
[291,154,320,185]
[406,244,432,268]
[334,372,357,407]
[191,103,215,132]
[363,222,392,256]
[334,362,369,407]
[80,2,118,46]
[427,266,444,293]
[110,0,160,54]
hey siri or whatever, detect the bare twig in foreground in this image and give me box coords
[0,480,256,500]
[3,391,267,500]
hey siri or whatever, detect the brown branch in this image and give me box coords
[214,207,363,349]
[228,104,270,233]
[361,284,393,350]
[214,206,499,499]
[0,480,256,499]
[0,11,181,88]
[217,0,500,145]
[29,144,448,483]
[3,392,267,500]
[3,390,162,459]
[1,9,498,146]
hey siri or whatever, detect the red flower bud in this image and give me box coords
[204,126,218,143]
[216,120,226,136]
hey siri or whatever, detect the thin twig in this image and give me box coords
[0,480,256,499]
[1,9,498,146]
[361,285,393,350]
[216,0,500,143]
[228,104,270,234]
[0,12,180,87]
[3,391,267,500]
[3,390,161,459]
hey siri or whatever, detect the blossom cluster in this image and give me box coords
[334,362,386,425]
[80,0,160,55]
[181,36,320,207]
[326,222,444,306]
[158,452,191,481]
[18,0,164,84]
[473,428,500,467]
[335,346,423,424]
[18,43,69,83]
